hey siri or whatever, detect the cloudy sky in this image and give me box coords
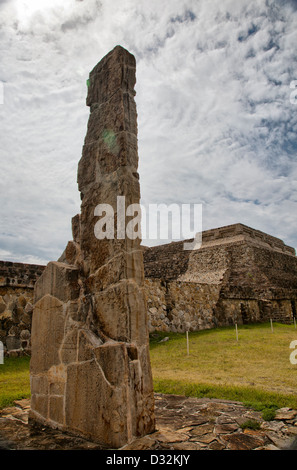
[0,0,296,264]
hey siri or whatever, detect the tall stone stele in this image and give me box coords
[29,46,155,448]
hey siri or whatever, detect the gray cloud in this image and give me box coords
[0,0,296,263]
[61,0,102,32]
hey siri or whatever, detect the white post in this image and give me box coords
[0,341,3,365]
[235,323,238,342]
[270,318,273,333]
[186,331,189,356]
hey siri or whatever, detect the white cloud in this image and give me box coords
[0,0,296,263]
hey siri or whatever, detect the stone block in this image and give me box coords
[6,336,21,351]
[49,396,64,425]
[48,364,67,395]
[59,329,79,364]
[93,280,148,343]
[30,374,48,395]
[86,250,144,292]
[77,329,103,362]
[78,132,138,191]
[30,295,65,373]
[94,342,127,386]
[72,214,81,243]
[58,241,81,266]
[34,262,80,304]
[84,91,137,144]
[20,329,30,340]
[30,393,48,420]
[29,45,155,449]
[86,45,136,107]
[65,359,128,448]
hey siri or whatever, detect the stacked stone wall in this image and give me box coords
[1,224,296,340]
[145,279,296,332]
[145,279,220,333]
[143,226,297,332]
[0,261,45,356]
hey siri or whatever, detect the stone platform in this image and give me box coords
[0,394,297,451]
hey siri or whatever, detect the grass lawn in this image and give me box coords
[150,322,297,411]
[0,356,31,409]
[1,322,297,413]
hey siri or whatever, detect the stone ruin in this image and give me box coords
[1,220,297,358]
[2,45,297,447]
[29,46,155,448]
[0,261,43,355]
[144,223,297,332]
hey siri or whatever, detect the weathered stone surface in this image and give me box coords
[84,92,138,146]
[86,250,144,292]
[30,295,65,373]
[34,262,80,304]
[2,394,297,450]
[2,218,297,346]
[93,281,148,343]
[275,408,297,420]
[190,423,214,436]
[154,430,189,443]
[143,223,297,333]
[0,272,41,356]
[64,359,127,447]
[215,423,239,434]
[29,45,155,448]
[220,433,265,450]
[79,178,141,275]
[86,45,136,107]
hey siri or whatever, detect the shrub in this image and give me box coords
[262,408,276,421]
[241,419,261,430]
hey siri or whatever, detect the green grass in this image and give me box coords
[1,322,297,415]
[153,378,296,412]
[150,322,297,411]
[241,419,261,430]
[0,356,31,409]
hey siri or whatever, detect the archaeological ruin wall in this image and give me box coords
[144,223,297,332]
[1,223,297,352]
[0,261,45,356]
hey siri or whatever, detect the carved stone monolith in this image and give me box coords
[29,46,155,448]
